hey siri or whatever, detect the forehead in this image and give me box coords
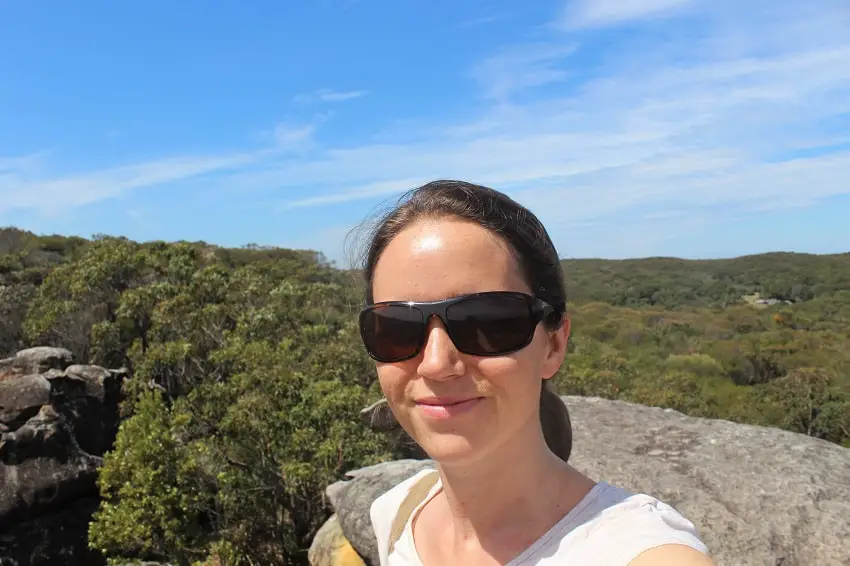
[372,218,530,303]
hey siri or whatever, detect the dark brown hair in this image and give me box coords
[358,180,572,462]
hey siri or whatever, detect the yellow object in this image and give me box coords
[335,539,367,566]
[308,514,367,566]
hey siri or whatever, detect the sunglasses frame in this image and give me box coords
[359,291,558,362]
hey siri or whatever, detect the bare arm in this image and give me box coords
[629,544,716,566]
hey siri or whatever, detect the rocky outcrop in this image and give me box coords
[312,396,850,566]
[323,460,435,565]
[0,347,126,566]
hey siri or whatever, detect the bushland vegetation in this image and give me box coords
[1,227,847,564]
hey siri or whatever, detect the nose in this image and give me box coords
[417,315,465,381]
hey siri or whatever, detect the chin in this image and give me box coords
[393,401,498,464]
[408,424,495,466]
[420,437,485,466]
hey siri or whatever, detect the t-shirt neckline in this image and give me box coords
[404,475,611,566]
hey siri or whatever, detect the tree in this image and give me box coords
[758,368,848,442]
[89,389,210,566]
[0,284,35,355]
[24,237,146,360]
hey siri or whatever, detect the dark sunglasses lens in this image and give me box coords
[447,295,535,355]
[360,305,424,361]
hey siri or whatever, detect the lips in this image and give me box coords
[414,396,483,419]
[415,396,479,406]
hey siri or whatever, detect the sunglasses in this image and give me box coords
[359,291,559,363]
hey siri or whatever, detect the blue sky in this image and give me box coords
[1,0,849,267]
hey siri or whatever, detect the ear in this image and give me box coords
[541,314,570,380]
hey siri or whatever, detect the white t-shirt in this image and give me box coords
[370,469,709,566]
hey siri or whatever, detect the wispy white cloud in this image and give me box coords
[456,11,511,29]
[293,88,368,105]
[471,43,578,100]
[0,151,262,215]
[278,177,430,211]
[319,89,367,102]
[272,123,316,150]
[2,0,848,261]
[0,152,46,175]
[0,118,324,216]
[564,0,696,28]
[269,2,850,223]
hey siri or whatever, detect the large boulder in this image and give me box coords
[0,403,102,529]
[316,396,850,566]
[0,347,127,566]
[0,374,51,428]
[7,347,74,375]
[64,365,113,400]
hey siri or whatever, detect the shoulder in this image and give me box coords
[628,544,716,565]
[564,484,711,565]
[592,488,708,539]
[608,494,715,566]
[369,468,438,566]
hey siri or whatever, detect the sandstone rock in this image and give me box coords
[42,370,88,399]
[327,396,850,566]
[32,364,125,457]
[565,396,850,566]
[0,364,26,382]
[59,399,120,457]
[0,403,102,530]
[13,348,74,374]
[308,514,366,566]
[0,375,51,428]
[0,348,126,566]
[64,365,113,402]
[0,497,104,566]
[0,355,19,371]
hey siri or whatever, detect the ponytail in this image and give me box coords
[540,380,572,462]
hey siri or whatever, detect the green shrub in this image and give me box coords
[665,353,724,377]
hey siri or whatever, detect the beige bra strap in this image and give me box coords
[387,470,440,555]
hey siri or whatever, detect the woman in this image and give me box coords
[357,180,713,565]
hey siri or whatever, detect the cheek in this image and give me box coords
[375,363,412,402]
[474,353,539,393]
[480,332,547,377]
[375,364,420,435]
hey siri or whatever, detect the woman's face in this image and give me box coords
[371,218,569,467]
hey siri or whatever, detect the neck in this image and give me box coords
[435,418,592,546]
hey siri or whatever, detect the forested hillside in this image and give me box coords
[1,226,848,565]
[561,253,850,307]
